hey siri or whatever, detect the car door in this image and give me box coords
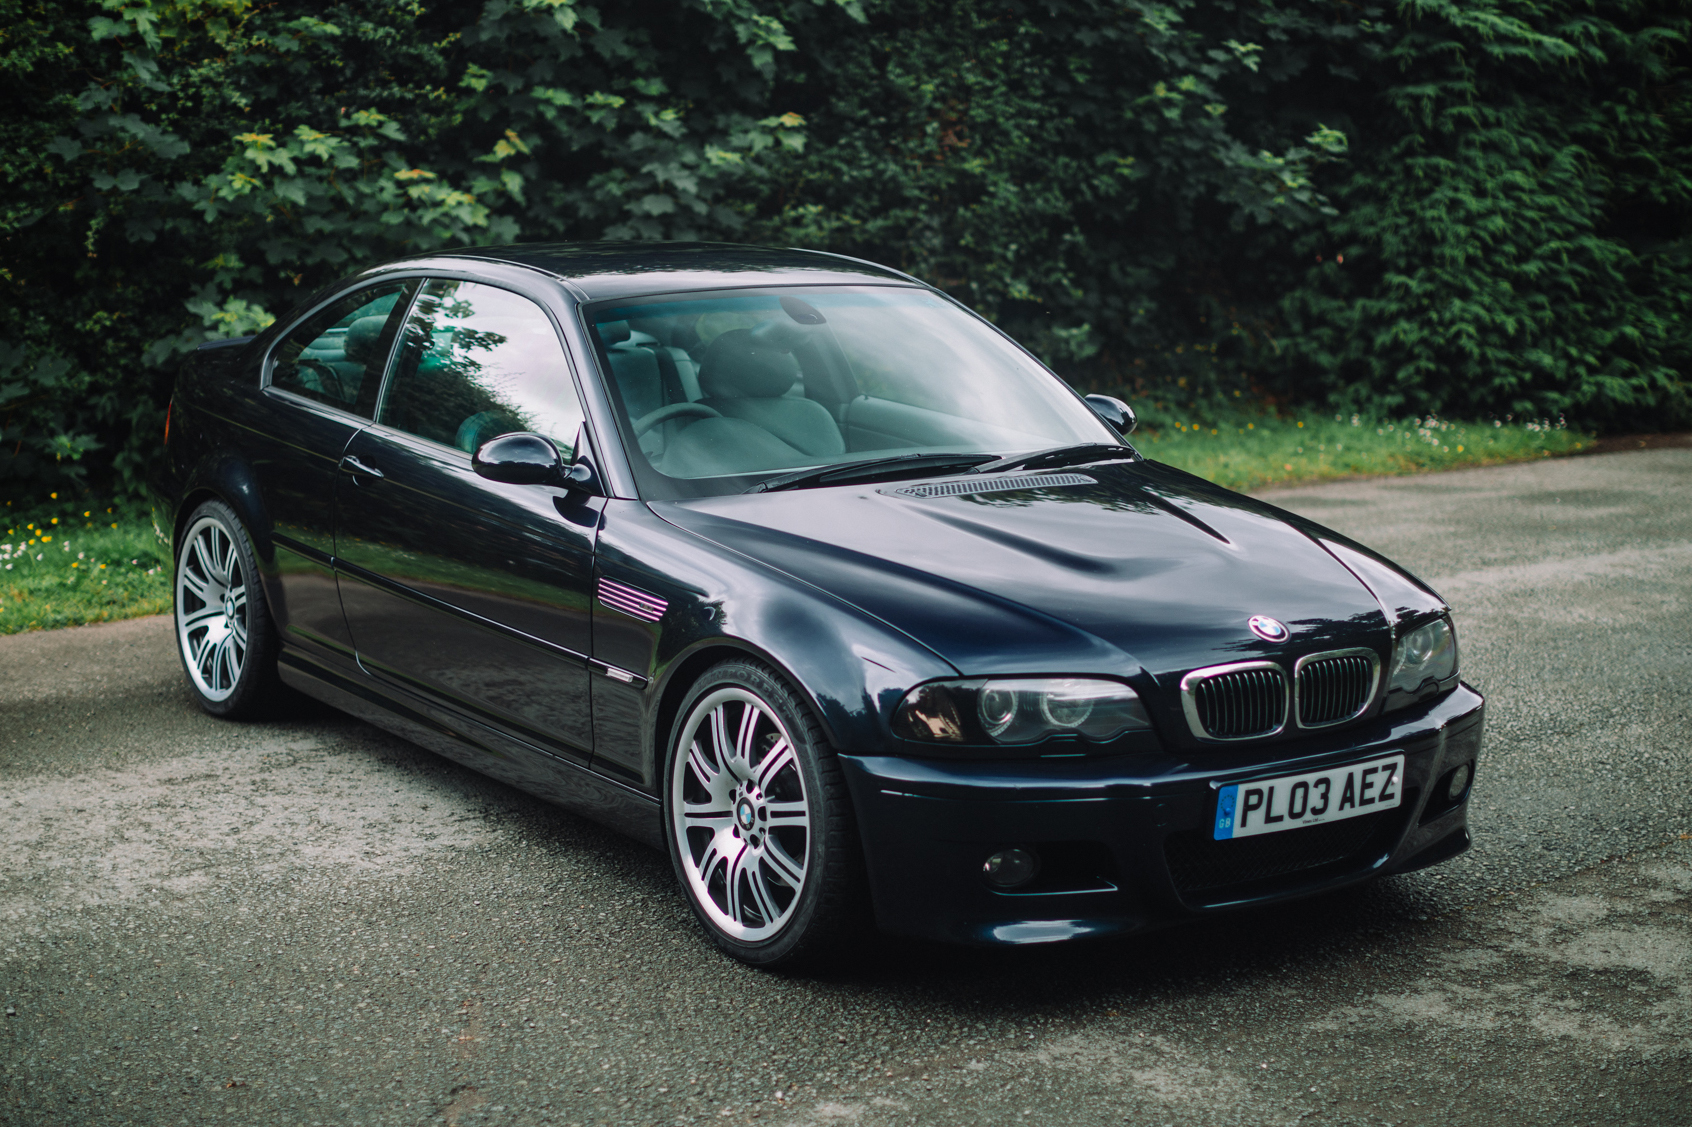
[333,277,602,762]
[252,279,416,664]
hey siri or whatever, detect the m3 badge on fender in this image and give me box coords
[1248,615,1289,643]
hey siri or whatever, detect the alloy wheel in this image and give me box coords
[175,516,249,703]
[669,687,812,943]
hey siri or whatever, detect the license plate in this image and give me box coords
[1213,754,1405,840]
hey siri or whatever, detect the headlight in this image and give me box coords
[892,677,1153,745]
[1384,617,1458,709]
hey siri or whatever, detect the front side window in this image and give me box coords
[378,280,585,457]
[269,281,415,415]
[585,286,1118,498]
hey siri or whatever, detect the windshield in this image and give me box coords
[584,285,1121,498]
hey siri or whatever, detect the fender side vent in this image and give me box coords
[885,472,1095,499]
[598,577,667,623]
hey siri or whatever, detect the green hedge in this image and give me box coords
[1,0,1687,502]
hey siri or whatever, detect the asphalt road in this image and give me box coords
[3,448,1689,1127]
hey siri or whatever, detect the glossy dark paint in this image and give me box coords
[153,242,1483,947]
[334,423,603,761]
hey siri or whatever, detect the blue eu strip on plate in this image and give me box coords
[1214,785,1239,840]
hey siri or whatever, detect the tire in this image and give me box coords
[173,500,285,719]
[664,658,868,968]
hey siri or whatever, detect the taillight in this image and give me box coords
[164,399,172,445]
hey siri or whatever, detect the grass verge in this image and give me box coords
[1137,413,1592,492]
[0,414,1601,634]
[1,500,171,635]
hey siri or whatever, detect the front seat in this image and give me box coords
[695,329,845,458]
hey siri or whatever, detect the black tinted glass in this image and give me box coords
[379,280,584,457]
[270,282,414,415]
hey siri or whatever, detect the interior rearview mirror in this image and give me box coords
[1084,394,1137,436]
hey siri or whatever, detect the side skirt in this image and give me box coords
[277,649,664,850]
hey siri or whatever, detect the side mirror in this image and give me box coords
[472,432,598,492]
[1084,394,1137,436]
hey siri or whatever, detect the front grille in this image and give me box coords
[1186,666,1288,740]
[1296,653,1376,727]
[1164,810,1391,895]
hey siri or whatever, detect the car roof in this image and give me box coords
[425,242,919,301]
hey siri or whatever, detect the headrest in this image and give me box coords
[343,315,389,363]
[597,320,631,345]
[697,329,799,399]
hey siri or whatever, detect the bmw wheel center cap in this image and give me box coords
[1248,615,1289,643]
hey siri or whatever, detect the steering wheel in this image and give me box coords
[632,402,722,437]
[296,358,350,404]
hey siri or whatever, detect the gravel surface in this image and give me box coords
[3,448,1689,1126]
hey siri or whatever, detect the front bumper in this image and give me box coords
[841,683,1484,946]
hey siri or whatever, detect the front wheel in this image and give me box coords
[174,500,285,718]
[665,659,867,967]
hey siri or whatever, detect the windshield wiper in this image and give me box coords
[968,442,1135,476]
[746,452,1001,494]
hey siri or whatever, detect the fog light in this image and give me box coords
[983,848,1040,889]
[1447,762,1472,801]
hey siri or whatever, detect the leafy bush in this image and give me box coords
[1273,0,1692,430]
[0,0,1686,506]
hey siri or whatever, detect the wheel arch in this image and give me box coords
[171,458,284,628]
[650,640,826,797]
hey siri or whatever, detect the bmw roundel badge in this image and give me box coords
[1248,615,1289,643]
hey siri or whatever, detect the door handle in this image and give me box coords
[340,454,385,479]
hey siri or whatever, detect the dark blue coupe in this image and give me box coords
[154,243,1483,966]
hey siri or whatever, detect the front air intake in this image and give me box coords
[1180,662,1289,741]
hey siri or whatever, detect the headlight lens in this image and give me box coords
[1385,617,1458,707]
[893,677,1152,745]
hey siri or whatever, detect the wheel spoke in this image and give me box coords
[708,706,733,773]
[687,741,722,791]
[696,834,735,892]
[755,739,795,793]
[743,862,781,926]
[764,799,809,829]
[683,802,734,829]
[190,531,219,584]
[733,702,761,771]
[181,563,214,604]
[180,604,222,629]
[220,536,240,587]
[198,633,223,683]
[219,636,241,690]
[725,844,759,925]
[762,836,806,889]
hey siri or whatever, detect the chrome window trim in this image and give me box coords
[1179,660,1290,743]
[1292,647,1383,729]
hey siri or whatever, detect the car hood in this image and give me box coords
[652,458,1422,697]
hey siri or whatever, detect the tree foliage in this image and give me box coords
[1,0,1687,501]
[1276,0,1692,427]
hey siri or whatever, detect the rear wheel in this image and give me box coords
[665,659,866,967]
[174,500,285,718]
